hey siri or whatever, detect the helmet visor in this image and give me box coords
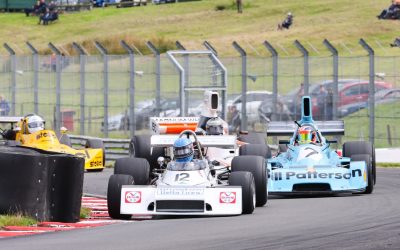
[174,146,193,159]
[28,121,44,129]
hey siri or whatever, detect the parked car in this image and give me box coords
[284,79,393,120]
[117,0,148,8]
[152,0,175,4]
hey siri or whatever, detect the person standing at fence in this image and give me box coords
[0,95,10,116]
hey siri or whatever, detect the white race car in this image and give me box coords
[107,130,267,219]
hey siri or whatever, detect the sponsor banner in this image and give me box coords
[157,187,204,197]
[270,169,363,181]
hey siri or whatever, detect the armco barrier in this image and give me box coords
[0,146,84,223]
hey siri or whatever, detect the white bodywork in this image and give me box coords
[120,170,242,215]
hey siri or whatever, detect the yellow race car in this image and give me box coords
[0,114,105,172]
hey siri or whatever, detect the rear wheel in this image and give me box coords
[238,132,266,145]
[229,171,255,214]
[231,155,267,206]
[239,144,271,159]
[351,154,374,194]
[129,135,164,170]
[114,157,150,185]
[343,141,376,185]
[107,174,134,219]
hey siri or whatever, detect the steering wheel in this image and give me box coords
[178,130,204,160]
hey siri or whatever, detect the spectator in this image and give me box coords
[42,9,59,25]
[38,7,50,25]
[227,105,241,134]
[278,12,293,30]
[325,88,334,120]
[317,85,327,120]
[0,95,10,116]
[24,1,41,17]
[390,37,400,47]
[377,0,400,19]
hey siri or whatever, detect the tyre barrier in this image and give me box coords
[0,146,84,223]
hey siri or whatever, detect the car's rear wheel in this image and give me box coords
[229,171,255,214]
[238,132,266,145]
[239,144,271,159]
[107,174,134,219]
[231,155,268,206]
[351,154,374,194]
[114,157,150,185]
[129,135,164,170]
[343,141,376,185]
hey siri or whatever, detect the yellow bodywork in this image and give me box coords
[15,129,104,171]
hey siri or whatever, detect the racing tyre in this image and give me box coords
[114,157,150,185]
[107,174,134,219]
[130,135,164,170]
[343,141,376,185]
[238,132,266,145]
[231,155,268,206]
[229,171,255,214]
[351,154,374,194]
[239,144,271,159]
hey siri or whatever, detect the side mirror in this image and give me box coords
[326,139,338,144]
[60,126,68,134]
[14,126,21,132]
[157,156,165,167]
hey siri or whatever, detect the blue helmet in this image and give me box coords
[173,137,194,163]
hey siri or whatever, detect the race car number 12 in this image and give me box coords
[175,173,189,182]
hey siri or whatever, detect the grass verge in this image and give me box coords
[0,214,37,227]
[377,162,400,168]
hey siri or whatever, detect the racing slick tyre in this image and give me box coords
[129,135,164,170]
[85,138,106,172]
[343,141,376,185]
[350,154,374,194]
[231,155,267,207]
[238,132,266,145]
[239,144,271,159]
[114,157,150,185]
[229,171,255,214]
[107,174,134,219]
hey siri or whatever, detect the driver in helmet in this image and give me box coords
[167,137,207,171]
[296,125,317,145]
[205,117,224,135]
[23,114,45,134]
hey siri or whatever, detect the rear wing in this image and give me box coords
[0,116,22,123]
[150,134,237,149]
[267,121,345,136]
[150,117,199,134]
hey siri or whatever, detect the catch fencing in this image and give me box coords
[0,39,399,148]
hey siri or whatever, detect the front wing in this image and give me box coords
[120,186,242,215]
[267,161,368,194]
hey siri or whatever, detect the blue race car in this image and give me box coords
[263,96,375,195]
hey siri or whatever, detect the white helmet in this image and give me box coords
[27,114,45,133]
[287,12,292,16]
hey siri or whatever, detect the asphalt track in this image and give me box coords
[1,168,400,250]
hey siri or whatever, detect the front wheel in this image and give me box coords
[229,171,255,214]
[107,174,134,219]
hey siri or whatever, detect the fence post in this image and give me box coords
[26,42,39,115]
[175,41,191,115]
[72,42,86,135]
[294,40,310,95]
[94,41,109,138]
[232,41,247,131]
[146,41,161,116]
[3,43,16,116]
[359,39,375,145]
[323,39,339,120]
[48,42,62,132]
[120,40,136,137]
[203,41,218,56]
[263,41,278,119]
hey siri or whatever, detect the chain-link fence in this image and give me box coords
[0,41,399,148]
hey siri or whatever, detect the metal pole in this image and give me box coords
[203,41,218,56]
[175,41,190,115]
[120,40,136,137]
[323,39,339,120]
[294,40,310,95]
[94,41,109,138]
[3,43,16,116]
[263,41,278,119]
[72,42,86,135]
[48,42,62,132]
[359,39,375,144]
[26,42,39,115]
[146,41,161,116]
[232,41,247,131]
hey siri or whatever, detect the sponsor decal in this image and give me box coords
[125,191,141,203]
[220,192,236,204]
[90,160,102,167]
[271,169,362,181]
[36,131,57,140]
[157,188,204,196]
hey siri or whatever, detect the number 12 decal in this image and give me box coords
[175,173,190,182]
